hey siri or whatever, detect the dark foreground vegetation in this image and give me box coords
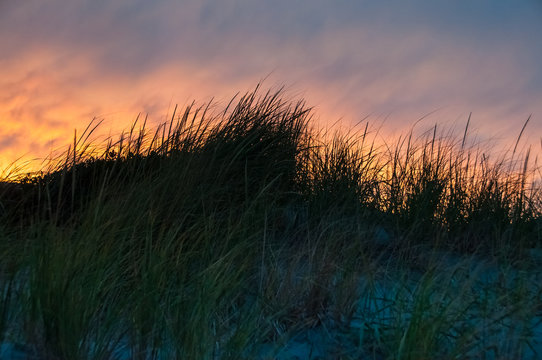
[0,87,541,359]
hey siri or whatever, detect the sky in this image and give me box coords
[1,0,541,175]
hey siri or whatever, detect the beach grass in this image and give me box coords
[0,86,540,359]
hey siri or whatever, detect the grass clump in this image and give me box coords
[0,85,540,359]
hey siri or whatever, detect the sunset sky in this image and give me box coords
[1,0,541,174]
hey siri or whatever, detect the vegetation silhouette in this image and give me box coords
[0,86,540,359]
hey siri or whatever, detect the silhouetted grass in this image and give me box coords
[0,86,540,359]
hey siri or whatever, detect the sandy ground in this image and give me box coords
[1,245,541,359]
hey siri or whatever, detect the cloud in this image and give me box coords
[1,0,541,172]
